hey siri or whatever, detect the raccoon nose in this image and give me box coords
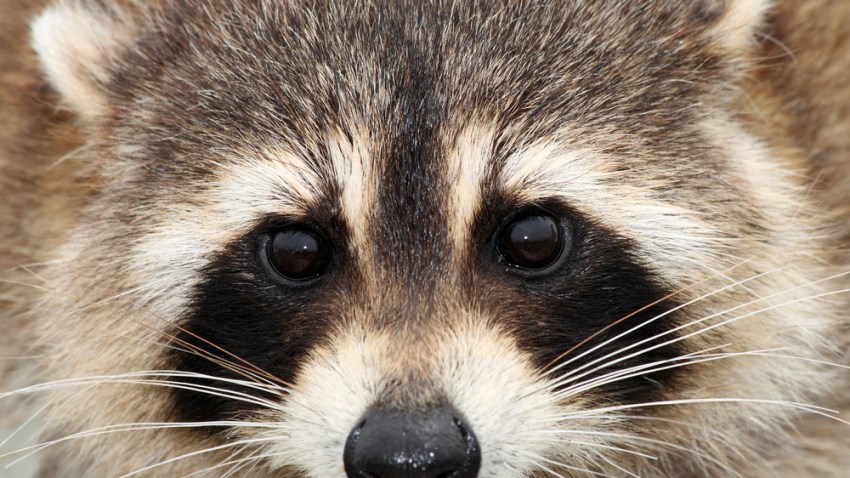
[343,407,481,478]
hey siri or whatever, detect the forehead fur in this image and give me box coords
[34,0,767,150]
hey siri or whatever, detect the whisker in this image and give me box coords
[0,279,52,292]
[0,355,45,361]
[573,398,845,424]
[516,450,611,477]
[548,276,850,389]
[121,301,293,389]
[2,420,280,462]
[542,259,760,374]
[719,351,850,370]
[599,414,773,471]
[171,323,292,388]
[540,268,789,395]
[554,356,717,400]
[598,454,642,478]
[74,278,172,312]
[528,428,746,478]
[129,332,290,393]
[0,372,288,412]
[118,436,282,478]
[554,349,778,400]
[0,400,52,450]
[183,450,282,478]
[548,344,731,393]
[47,143,91,169]
[218,448,269,478]
[551,438,657,461]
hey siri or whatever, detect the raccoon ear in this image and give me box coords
[31,1,137,120]
[706,0,772,54]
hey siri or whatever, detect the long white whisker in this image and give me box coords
[118,332,289,390]
[74,278,172,312]
[718,351,850,370]
[551,283,850,391]
[0,400,52,450]
[0,279,53,291]
[543,263,779,379]
[598,454,642,478]
[529,428,746,478]
[118,300,294,389]
[599,414,772,472]
[118,436,282,478]
[183,450,283,478]
[2,420,280,463]
[555,349,771,400]
[0,370,289,400]
[149,342,285,389]
[556,440,657,460]
[554,347,850,398]
[218,447,269,478]
[518,449,615,477]
[128,380,282,408]
[573,398,844,424]
[548,344,731,392]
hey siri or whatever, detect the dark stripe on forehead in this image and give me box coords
[371,15,450,292]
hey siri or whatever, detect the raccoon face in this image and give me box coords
[11,0,845,476]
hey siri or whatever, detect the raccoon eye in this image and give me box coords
[267,227,332,281]
[497,213,567,271]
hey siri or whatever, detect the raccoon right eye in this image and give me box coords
[267,227,332,281]
[496,212,570,273]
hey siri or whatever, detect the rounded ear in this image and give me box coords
[31,1,138,120]
[707,0,772,54]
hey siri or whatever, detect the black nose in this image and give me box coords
[343,407,481,478]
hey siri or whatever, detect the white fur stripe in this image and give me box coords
[500,141,727,283]
[130,147,323,318]
[446,123,496,255]
[328,128,376,252]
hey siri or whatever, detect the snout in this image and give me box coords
[343,407,481,478]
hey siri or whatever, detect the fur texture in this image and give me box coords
[2,0,849,476]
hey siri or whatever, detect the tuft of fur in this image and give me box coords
[2,0,849,477]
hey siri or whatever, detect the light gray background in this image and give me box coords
[0,423,40,478]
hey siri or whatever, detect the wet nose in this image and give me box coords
[343,407,481,478]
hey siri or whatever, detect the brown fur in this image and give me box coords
[0,0,83,372]
[740,1,850,473]
[748,0,850,244]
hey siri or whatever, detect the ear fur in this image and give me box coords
[707,0,772,54]
[31,1,137,120]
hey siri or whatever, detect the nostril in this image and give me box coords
[454,417,481,471]
[343,408,481,478]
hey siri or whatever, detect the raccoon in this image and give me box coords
[1,0,849,476]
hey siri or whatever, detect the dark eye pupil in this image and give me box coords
[499,215,563,269]
[269,228,330,280]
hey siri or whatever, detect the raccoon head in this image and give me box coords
[22,0,843,476]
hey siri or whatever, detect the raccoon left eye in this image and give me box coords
[497,213,569,272]
[267,226,332,281]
